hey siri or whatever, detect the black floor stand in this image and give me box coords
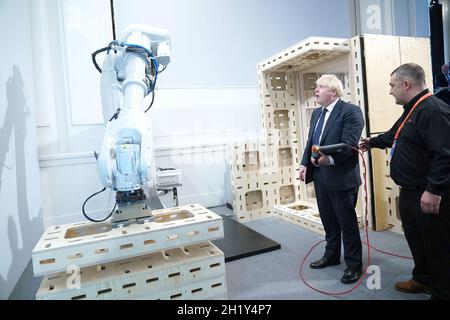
[212,215,281,262]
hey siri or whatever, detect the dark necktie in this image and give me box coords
[311,108,328,146]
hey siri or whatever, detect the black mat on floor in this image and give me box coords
[212,215,281,262]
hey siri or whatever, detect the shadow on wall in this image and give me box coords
[0,66,44,299]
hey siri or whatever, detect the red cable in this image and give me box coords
[363,241,413,260]
[299,147,412,296]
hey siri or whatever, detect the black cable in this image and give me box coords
[91,46,112,73]
[82,187,117,222]
[158,167,177,171]
[158,65,168,74]
[109,108,121,121]
[92,42,159,111]
[110,0,116,40]
[144,90,155,113]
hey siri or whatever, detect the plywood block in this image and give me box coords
[232,188,263,212]
[269,166,303,207]
[273,201,325,235]
[233,211,253,223]
[274,200,364,236]
[32,204,224,276]
[245,189,265,211]
[145,275,227,300]
[36,242,226,300]
[229,140,278,179]
[231,172,278,192]
[258,37,350,73]
[232,185,275,222]
[368,136,402,232]
[229,141,262,173]
[386,185,402,234]
[279,184,296,205]
[259,71,300,139]
[348,36,367,110]
[278,146,294,168]
[265,137,301,170]
[363,34,402,134]
[260,72,298,108]
[262,109,299,139]
[399,37,433,89]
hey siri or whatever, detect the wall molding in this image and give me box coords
[38,141,232,168]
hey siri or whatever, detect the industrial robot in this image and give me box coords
[85,25,181,227]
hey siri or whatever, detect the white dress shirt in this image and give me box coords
[314,98,340,166]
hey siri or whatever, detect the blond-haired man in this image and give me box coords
[300,74,364,284]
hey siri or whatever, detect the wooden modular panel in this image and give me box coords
[146,275,227,300]
[229,138,301,191]
[37,242,226,300]
[258,37,350,73]
[232,185,275,222]
[229,140,279,187]
[399,37,433,90]
[32,204,224,276]
[369,139,403,233]
[363,34,402,134]
[260,72,298,109]
[273,201,324,235]
[274,201,364,236]
[386,185,402,234]
[348,36,367,110]
[363,35,432,134]
[370,146,389,231]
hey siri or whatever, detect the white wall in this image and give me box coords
[113,0,352,87]
[0,0,43,300]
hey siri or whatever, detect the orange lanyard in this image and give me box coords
[394,92,432,140]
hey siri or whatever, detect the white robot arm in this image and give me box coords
[91,25,171,226]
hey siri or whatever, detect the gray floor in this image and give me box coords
[217,207,428,300]
[9,205,429,300]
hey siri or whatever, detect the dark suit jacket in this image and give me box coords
[300,99,364,191]
[435,72,449,88]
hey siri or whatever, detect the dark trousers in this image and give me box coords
[313,176,362,270]
[399,189,450,300]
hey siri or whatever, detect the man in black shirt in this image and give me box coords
[360,63,450,300]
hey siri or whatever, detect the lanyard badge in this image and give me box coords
[389,92,432,161]
[389,140,397,161]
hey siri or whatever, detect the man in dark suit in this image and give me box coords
[434,64,450,105]
[300,74,364,284]
[434,63,449,89]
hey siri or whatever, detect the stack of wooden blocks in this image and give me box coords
[371,147,402,233]
[273,200,364,235]
[229,70,304,222]
[33,204,227,300]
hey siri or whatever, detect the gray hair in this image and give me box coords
[391,63,426,86]
[316,74,343,97]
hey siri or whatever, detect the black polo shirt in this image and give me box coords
[370,89,450,195]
